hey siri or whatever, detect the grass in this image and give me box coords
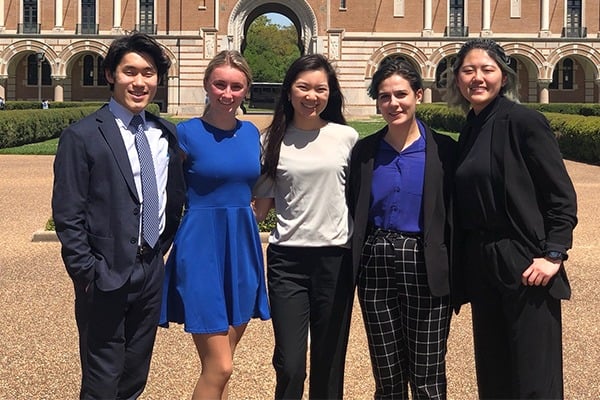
[0,138,59,155]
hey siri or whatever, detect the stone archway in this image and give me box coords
[228,0,318,54]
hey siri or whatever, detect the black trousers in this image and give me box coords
[74,250,164,400]
[266,244,354,400]
[464,233,564,399]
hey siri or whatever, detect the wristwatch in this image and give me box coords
[544,250,565,262]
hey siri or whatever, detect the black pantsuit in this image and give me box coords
[454,96,577,399]
[75,251,164,399]
[267,244,354,400]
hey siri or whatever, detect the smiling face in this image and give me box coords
[289,68,330,128]
[204,65,249,114]
[376,73,423,129]
[456,48,507,114]
[105,51,158,115]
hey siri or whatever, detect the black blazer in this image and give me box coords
[458,97,577,300]
[348,122,457,297]
[52,105,185,291]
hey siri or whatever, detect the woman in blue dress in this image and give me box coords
[160,50,270,399]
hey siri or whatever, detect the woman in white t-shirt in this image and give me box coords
[253,54,358,399]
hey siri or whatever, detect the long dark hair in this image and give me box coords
[262,54,346,179]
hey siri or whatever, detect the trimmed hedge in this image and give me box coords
[1,100,107,110]
[0,103,161,149]
[416,104,600,165]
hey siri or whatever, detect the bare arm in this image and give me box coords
[252,197,274,223]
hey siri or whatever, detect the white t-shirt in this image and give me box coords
[254,122,358,247]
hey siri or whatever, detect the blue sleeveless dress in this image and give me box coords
[160,118,270,333]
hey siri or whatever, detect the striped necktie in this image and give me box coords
[130,114,160,248]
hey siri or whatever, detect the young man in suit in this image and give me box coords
[52,33,185,399]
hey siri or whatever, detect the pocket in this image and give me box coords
[492,238,533,289]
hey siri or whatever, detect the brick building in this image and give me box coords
[1,0,599,115]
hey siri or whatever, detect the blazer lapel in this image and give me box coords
[422,126,442,237]
[96,106,139,201]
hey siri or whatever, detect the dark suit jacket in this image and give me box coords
[458,97,577,300]
[348,122,457,297]
[52,104,185,291]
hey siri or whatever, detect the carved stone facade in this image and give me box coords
[2,0,600,115]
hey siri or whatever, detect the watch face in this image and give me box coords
[546,251,564,260]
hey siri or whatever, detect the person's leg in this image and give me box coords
[222,324,248,399]
[507,286,564,399]
[267,244,310,400]
[394,237,451,400]
[191,328,238,400]
[308,247,354,399]
[358,235,409,400]
[76,282,127,400]
[118,253,164,400]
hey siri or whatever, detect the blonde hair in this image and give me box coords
[203,50,253,116]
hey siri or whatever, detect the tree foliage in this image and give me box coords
[244,15,301,83]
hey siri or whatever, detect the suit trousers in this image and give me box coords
[357,230,451,400]
[74,249,164,400]
[266,244,354,400]
[464,232,564,399]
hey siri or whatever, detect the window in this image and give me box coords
[340,0,346,9]
[80,0,97,34]
[82,55,107,86]
[97,56,107,86]
[565,0,583,37]
[436,57,455,89]
[139,0,155,34]
[83,55,94,86]
[23,0,38,33]
[448,0,466,37]
[550,58,575,90]
[27,54,51,86]
[562,58,573,90]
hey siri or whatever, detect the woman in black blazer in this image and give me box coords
[447,38,577,399]
[348,58,457,399]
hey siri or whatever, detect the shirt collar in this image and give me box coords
[108,97,146,127]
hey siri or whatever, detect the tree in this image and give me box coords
[244,15,301,83]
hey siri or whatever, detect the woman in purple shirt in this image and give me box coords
[348,58,457,399]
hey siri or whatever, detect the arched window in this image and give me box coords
[97,56,107,86]
[549,58,575,90]
[27,54,51,86]
[563,58,573,90]
[83,55,94,86]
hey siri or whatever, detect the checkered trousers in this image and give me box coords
[357,229,452,400]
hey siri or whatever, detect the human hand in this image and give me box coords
[521,257,560,287]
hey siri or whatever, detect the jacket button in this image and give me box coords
[133,207,140,215]
[130,238,137,244]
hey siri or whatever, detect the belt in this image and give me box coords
[369,226,422,239]
[137,243,157,257]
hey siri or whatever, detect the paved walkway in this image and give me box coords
[1,137,599,398]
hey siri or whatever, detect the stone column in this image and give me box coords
[422,0,433,36]
[167,75,179,115]
[0,76,6,98]
[53,77,65,102]
[54,0,64,31]
[112,0,122,33]
[540,0,550,37]
[0,0,5,32]
[538,79,551,103]
[481,0,492,36]
[422,79,434,104]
